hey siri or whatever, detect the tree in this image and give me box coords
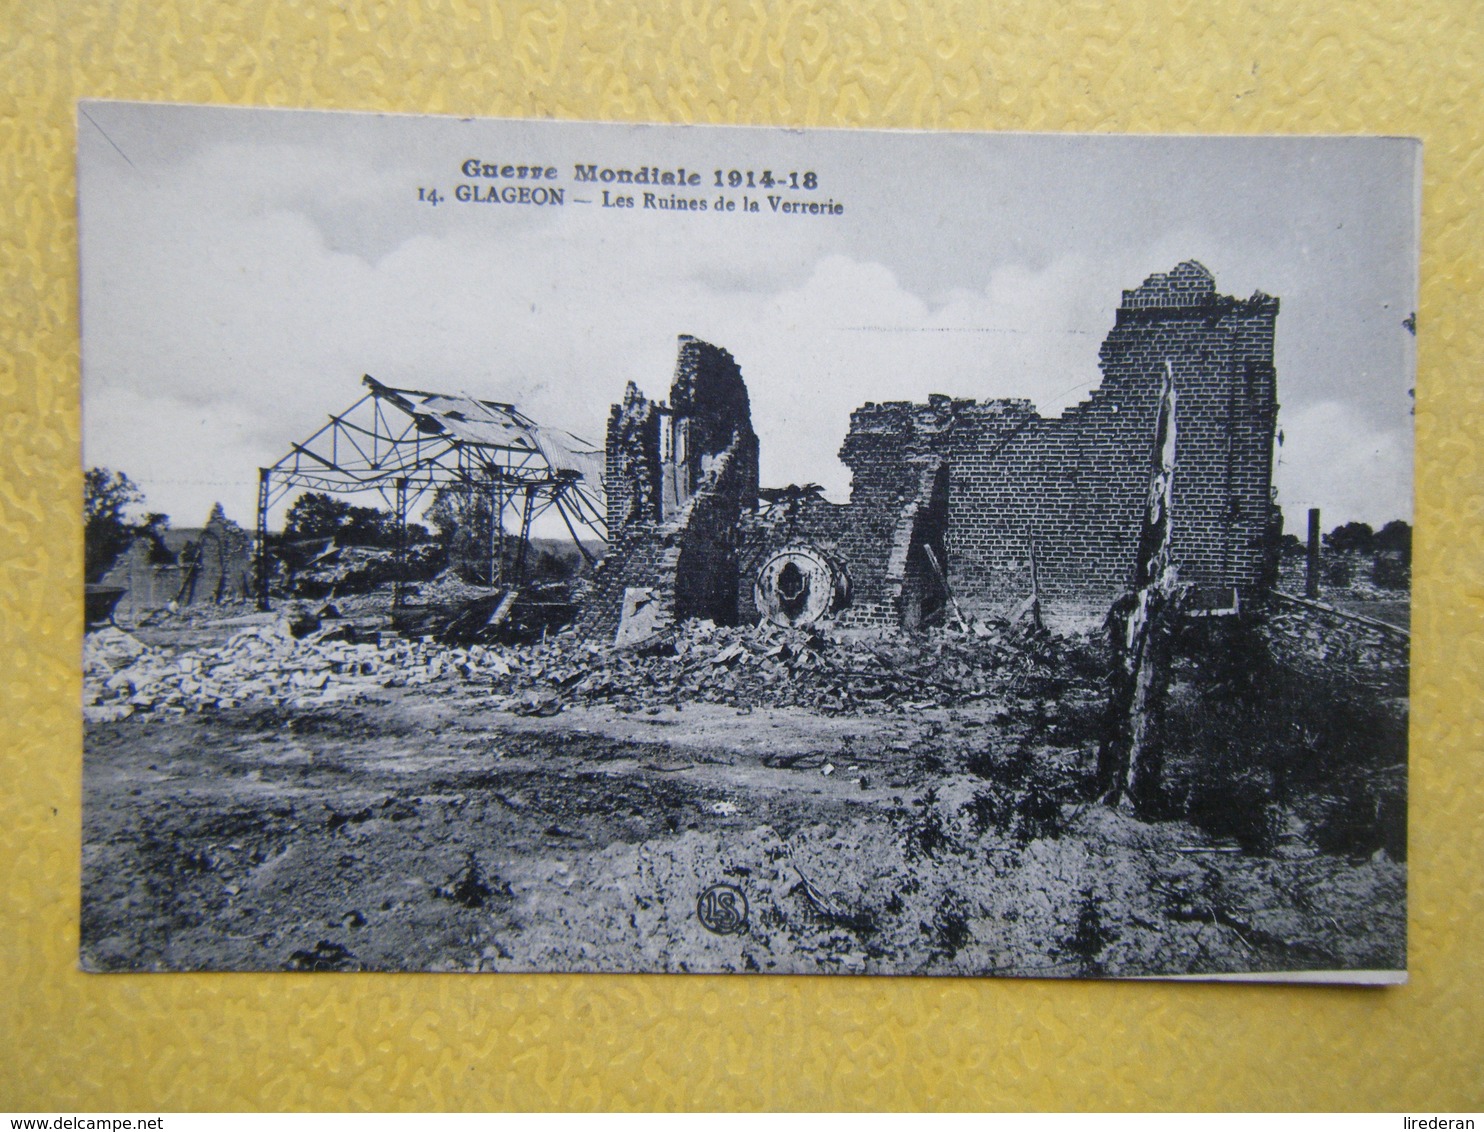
[425,487,490,545]
[425,486,498,582]
[84,468,146,583]
[284,492,354,541]
[284,492,413,547]
[1324,521,1375,555]
[1374,519,1412,562]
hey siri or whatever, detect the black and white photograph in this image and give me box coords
[78,102,1416,979]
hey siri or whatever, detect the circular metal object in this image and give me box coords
[754,545,850,628]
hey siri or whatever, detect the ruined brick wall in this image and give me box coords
[667,438,756,624]
[737,494,854,624]
[575,435,756,641]
[100,540,185,623]
[605,382,662,533]
[569,522,667,641]
[587,263,1277,638]
[98,506,254,620]
[829,262,1279,620]
[887,458,950,629]
[663,337,759,517]
[670,336,755,472]
[837,397,1035,620]
[180,505,254,604]
[1101,262,1279,604]
[736,458,948,630]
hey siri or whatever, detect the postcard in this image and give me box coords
[78,102,1416,979]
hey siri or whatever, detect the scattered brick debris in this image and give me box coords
[82,612,1069,721]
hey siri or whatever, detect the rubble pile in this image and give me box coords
[84,614,1070,723]
[392,579,585,645]
[287,543,444,599]
[84,619,396,720]
[482,620,1067,716]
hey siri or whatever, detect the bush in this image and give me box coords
[1062,887,1114,975]
[1159,617,1407,861]
[1323,556,1354,587]
[963,746,1070,843]
[1178,763,1281,854]
[1371,553,1409,590]
[1304,771,1407,860]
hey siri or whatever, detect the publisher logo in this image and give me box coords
[696,883,748,935]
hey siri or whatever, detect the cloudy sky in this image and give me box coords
[78,103,1418,537]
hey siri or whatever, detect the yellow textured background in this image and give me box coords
[2,0,1481,1112]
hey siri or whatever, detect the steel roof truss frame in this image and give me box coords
[254,378,609,610]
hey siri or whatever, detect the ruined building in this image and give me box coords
[96,504,256,624]
[579,261,1280,641]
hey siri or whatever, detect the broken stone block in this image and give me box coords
[83,703,134,723]
[83,626,146,674]
[614,587,671,649]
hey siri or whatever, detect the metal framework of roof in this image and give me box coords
[255,376,607,608]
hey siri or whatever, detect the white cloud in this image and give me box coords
[1274,400,1413,528]
[82,385,275,529]
[85,159,1117,524]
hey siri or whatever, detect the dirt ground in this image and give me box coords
[81,612,1406,978]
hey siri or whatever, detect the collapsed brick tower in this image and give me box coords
[576,336,759,641]
[1100,261,1281,606]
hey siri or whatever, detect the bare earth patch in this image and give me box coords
[82,653,1405,976]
